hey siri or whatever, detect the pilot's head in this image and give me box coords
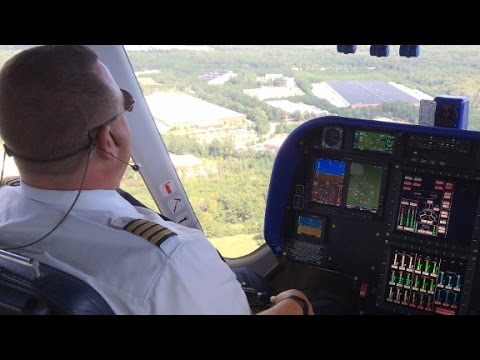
[0,45,132,188]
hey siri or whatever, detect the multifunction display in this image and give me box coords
[346,162,384,213]
[397,175,453,237]
[396,174,480,245]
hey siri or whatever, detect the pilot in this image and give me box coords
[0,45,313,315]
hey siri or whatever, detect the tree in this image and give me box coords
[292,110,302,121]
[251,108,269,135]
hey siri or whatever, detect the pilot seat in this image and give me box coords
[0,248,113,315]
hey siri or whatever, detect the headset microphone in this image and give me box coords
[97,147,140,172]
[130,164,140,172]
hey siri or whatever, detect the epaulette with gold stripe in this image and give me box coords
[0,176,20,186]
[123,219,177,247]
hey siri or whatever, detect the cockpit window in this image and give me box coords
[4,46,478,259]
[126,45,480,258]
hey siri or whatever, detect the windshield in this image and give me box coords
[2,45,479,258]
[126,45,480,257]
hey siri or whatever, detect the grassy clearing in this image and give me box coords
[137,77,157,86]
[209,233,264,259]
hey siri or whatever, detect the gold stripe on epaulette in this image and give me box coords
[123,219,177,247]
[124,219,149,232]
[150,228,175,245]
[0,176,20,186]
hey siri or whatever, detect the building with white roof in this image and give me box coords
[145,92,247,129]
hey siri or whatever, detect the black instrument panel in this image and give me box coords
[269,119,480,315]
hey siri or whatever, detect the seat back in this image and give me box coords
[0,249,114,315]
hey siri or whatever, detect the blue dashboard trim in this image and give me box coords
[264,116,480,255]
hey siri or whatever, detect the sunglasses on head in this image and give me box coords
[87,88,135,138]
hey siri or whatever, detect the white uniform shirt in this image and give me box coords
[0,182,251,315]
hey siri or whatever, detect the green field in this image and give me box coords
[209,233,264,258]
[137,77,157,86]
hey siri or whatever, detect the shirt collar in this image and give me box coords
[19,181,135,212]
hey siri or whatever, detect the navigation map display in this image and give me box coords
[354,130,395,154]
[346,162,384,213]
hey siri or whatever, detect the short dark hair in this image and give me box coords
[0,45,118,175]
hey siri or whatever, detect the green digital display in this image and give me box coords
[354,130,395,154]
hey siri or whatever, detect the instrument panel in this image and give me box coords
[264,116,480,315]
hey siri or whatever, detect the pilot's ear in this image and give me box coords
[95,126,116,153]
